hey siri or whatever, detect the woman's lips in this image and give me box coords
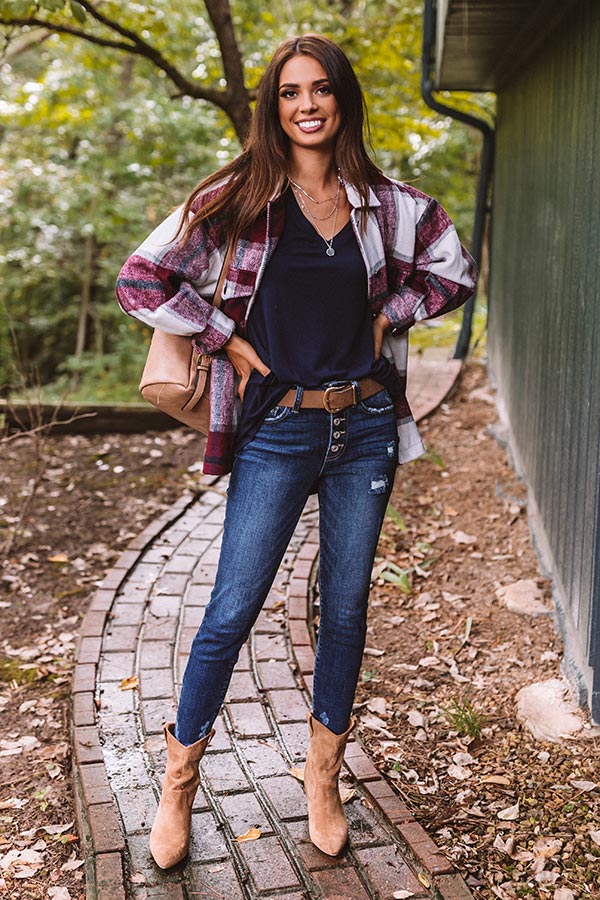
[296,119,325,133]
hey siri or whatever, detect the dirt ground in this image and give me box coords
[0,360,598,900]
[354,361,600,900]
[0,426,202,899]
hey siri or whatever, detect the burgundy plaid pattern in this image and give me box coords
[116,174,477,475]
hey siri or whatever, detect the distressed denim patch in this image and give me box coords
[369,475,389,495]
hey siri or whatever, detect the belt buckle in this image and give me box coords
[322,383,356,413]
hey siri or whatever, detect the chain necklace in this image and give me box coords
[290,181,340,221]
[288,170,344,257]
[287,171,342,205]
[293,185,340,256]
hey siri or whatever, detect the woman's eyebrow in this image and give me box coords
[279,78,330,89]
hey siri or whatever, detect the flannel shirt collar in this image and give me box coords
[343,180,381,210]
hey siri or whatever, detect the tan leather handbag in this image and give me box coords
[139,245,233,434]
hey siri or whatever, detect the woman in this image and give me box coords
[116,33,477,869]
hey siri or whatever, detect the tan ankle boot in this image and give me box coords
[149,722,214,869]
[303,712,355,856]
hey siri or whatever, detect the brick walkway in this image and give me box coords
[71,351,473,900]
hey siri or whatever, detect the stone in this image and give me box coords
[496,578,550,616]
[516,678,584,742]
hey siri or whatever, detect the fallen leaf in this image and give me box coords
[417,872,431,888]
[535,871,560,885]
[129,872,147,884]
[43,822,74,835]
[569,779,597,792]
[367,697,388,716]
[447,765,472,780]
[530,837,562,874]
[48,554,69,564]
[119,676,139,691]
[407,710,426,728]
[235,826,261,843]
[0,797,29,810]
[288,766,304,782]
[359,714,397,739]
[453,751,474,766]
[14,866,40,879]
[589,829,600,846]
[452,530,477,545]
[60,855,84,873]
[393,891,415,899]
[0,848,44,872]
[47,888,71,900]
[340,785,357,804]
[418,656,441,668]
[497,801,520,821]
[481,775,511,786]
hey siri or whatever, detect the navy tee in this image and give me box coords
[236,187,400,450]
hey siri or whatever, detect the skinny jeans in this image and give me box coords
[175,386,397,744]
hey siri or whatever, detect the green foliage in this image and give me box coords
[439,691,487,740]
[385,503,407,531]
[0,0,486,401]
[378,560,412,593]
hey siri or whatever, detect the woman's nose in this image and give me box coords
[300,92,317,112]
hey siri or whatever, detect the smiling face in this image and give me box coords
[278,54,342,153]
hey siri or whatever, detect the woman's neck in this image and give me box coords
[287,148,339,197]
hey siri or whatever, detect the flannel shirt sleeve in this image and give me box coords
[381,197,477,333]
[115,204,235,355]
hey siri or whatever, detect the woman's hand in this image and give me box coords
[224,333,270,400]
[373,312,392,361]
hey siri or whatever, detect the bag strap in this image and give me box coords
[212,241,235,311]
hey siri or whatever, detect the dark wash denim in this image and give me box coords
[175,387,398,744]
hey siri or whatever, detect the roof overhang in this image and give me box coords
[434,0,582,91]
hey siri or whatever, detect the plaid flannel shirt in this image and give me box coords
[116,173,477,475]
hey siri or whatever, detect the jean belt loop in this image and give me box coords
[351,379,361,405]
[292,385,304,414]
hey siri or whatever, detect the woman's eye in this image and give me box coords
[280,90,297,99]
[317,85,332,94]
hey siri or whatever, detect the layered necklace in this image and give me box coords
[288,170,344,257]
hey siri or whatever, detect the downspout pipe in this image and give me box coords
[421,0,495,359]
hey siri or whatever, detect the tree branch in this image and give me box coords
[1,0,253,140]
[0,15,226,109]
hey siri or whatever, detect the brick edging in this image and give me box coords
[72,476,474,900]
[288,550,475,900]
[71,486,209,900]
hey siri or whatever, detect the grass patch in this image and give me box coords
[0,657,39,685]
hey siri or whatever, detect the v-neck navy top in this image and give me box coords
[236,187,400,450]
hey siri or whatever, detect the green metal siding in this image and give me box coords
[488,0,600,713]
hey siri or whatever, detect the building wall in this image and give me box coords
[488,0,600,718]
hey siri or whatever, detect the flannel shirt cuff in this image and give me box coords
[381,287,425,332]
[192,306,235,355]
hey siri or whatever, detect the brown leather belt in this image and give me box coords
[279,378,384,413]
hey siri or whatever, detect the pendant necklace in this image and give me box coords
[289,173,343,257]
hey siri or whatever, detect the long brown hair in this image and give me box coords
[177,33,381,245]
